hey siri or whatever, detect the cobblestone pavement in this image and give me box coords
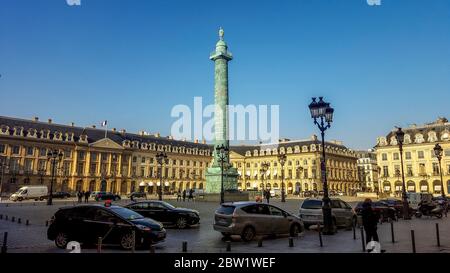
[1,198,449,253]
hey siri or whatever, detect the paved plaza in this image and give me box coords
[1,198,450,253]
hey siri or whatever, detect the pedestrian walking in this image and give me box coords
[361,198,379,244]
[182,189,186,202]
[177,189,182,202]
[77,191,82,203]
[84,191,90,203]
[265,189,270,204]
[188,189,194,202]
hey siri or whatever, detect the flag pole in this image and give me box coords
[104,123,108,139]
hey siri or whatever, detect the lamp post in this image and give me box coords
[308,96,336,235]
[47,150,64,206]
[0,158,9,202]
[260,162,269,199]
[434,143,446,198]
[216,144,229,204]
[395,128,411,220]
[278,153,287,202]
[156,149,168,201]
[296,166,304,196]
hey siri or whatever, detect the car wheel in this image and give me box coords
[120,232,135,250]
[55,232,69,249]
[290,224,301,237]
[39,197,44,201]
[241,226,256,242]
[176,217,188,229]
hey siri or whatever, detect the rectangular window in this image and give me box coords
[419,163,426,175]
[382,153,387,161]
[122,166,128,177]
[418,151,425,159]
[64,149,72,158]
[26,147,34,156]
[150,158,154,164]
[100,163,108,175]
[407,165,413,176]
[383,166,389,177]
[9,158,20,172]
[24,159,33,172]
[63,162,71,176]
[393,153,399,160]
[405,152,411,160]
[445,149,450,157]
[38,160,46,172]
[78,151,85,160]
[433,163,440,175]
[131,166,137,176]
[447,165,450,175]
[39,148,47,157]
[101,153,108,162]
[12,146,20,155]
[90,152,97,161]
[141,157,146,163]
[0,144,5,154]
[76,163,84,175]
[132,156,137,163]
[140,167,145,177]
[89,163,97,175]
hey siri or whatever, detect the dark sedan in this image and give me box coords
[47,205,166,250]
[379,199,415,218]
[51,192,72,199]
[125,201,200,229]
[354,201,397,222]
[94,192,121,201]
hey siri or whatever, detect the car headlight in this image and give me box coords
[136,224,152,232]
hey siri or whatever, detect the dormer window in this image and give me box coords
[404,134,412,144]
[27,128,37,138]
[141,143,148,150]
[390,136,398,146]
[442,131,450,141]
[253,150,259,156]
[13,126,24,136]
[246,151,252,157]
[41,129,50,139]
[79,134,88,143]
[65,132,74,142]
[428,131,438,142]
[122,140,131,148]
[310,144,317,151]
[53,131,62,141]
[302,146,308,152]
[287,147,293,154]
[415,134,425,144]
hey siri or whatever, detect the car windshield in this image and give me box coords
[216,205,236,215]
[162,202,176,210]
[301,200,322,209]
[110,207,144,220]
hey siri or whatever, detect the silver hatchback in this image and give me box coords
[299,198,356,229]
[214,202,304,242]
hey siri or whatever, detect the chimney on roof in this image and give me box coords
[33,117,39,122]
[155,133,160,138]
[48,118,52,124]
[202,139,206,144]
[112,128,116,132]
[70,122,75,127]
[195,139,199,144]
[92,125,96,129]
[168,135,173,140]
[311,134,318,141]
[120,129,126,134]
[139,131,145,136]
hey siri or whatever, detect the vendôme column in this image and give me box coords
[205,28,239,195]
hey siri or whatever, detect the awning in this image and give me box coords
[164,181,169,187]
[434,185,442,191]
[395,186,402,191]
[238,170,242,176]
[273,170,278,176]
[148,182,154,186]
[254,171,258,177]
[421,186,428,191]
[139,181,146,187]
[157,182,161,186]
[246,171,251,176]
[407,186,415,191]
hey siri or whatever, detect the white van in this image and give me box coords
[10,186,48,202]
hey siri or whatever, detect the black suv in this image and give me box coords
[47,205,166,250]
[94,192,121,201]
[125,201,200,229]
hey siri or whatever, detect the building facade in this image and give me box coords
[0,116,211,197]
[230,135,359,194]
[356,149,379,192]
[375,117,450,196]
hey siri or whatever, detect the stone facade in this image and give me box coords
[356,149,379,192]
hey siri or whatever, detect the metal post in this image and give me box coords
[45,220,48,227]
[436,223,441,247]
[182,241,187,252]
[289,237,294,247]
[258,237,263,247]
[352,223,356,240]
[220,159,224,204]
[411,230,416,253]
[360,226,366,252]
[97,237,102,253]
[391,220,395,243]
[226,241,231,252]
[18,218,21,224]
[5,215,8,221]
[1,232,7,254]
[318,223,323,247]
[11,216,15,222]
[26,220,29,226]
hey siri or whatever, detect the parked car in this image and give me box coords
[354,201,397,222]
[94,192,121,201]
[128,192,147,201]
[47,204,166,250]
[10,186,48,202]
[299,198,356,229]
[213,202,304,242]
[379,198,415,219]
[50,192,72,199]
[90,191,101,198]
[125,201,200,229]
[303,190,318,198]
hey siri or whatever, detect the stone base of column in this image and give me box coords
[205,166,239,194]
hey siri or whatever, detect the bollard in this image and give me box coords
[26,220,29,226]
[289,237,294,247]
[353,224,356,240]
[258,237,263,247]
[390,220,395,243]
[226,241,231,252]
[131,230,135,253]
[1,232,7,254]
[436,223,441,247]
[411,230,416,253]
[18,218,21,224]
[45,220,48,227]
[5,215,8,221]
[11,216,15,222]
[360,226,366,252]
[318,223,323,247]
[182,241,188,252]
[97,237,102,253]
[0,214,2,220]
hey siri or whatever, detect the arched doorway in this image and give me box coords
[407,181,416,193]
[100,180,107,192]
[139,181,146,193]
[266,183,272,189]
[89,180,96,192]
[295,182,301,194]
[76,180,83,192]
[147,182,154,194]
[433,180,442,194]
[130,181,136,193]
[312,183,318,191]
[394,181,403,197]
[61,179,69,192]
[383,181,391,193]
[304,183,309,191]
[120,181,127,195]
[420,180,429,193]
[110,180,117,194]
[288,182,293,194]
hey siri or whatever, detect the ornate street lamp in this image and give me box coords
[278,153,287,202]
[395,128,410,220]
[259,162,269,199]
[47,150,64,205]
[156,149,168,201]
[216,144,229,204]
[434,143,446,198]
[308,96,336,235]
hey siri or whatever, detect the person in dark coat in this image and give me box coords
[182,189,187,202]
[361,198,379,244]
[77,191,82,203]
[84,191,90,203]
[176,189,182,202]
[265,189,270,204]
[188,189,194,202]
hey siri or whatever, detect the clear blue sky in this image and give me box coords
[1,0,449,150]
